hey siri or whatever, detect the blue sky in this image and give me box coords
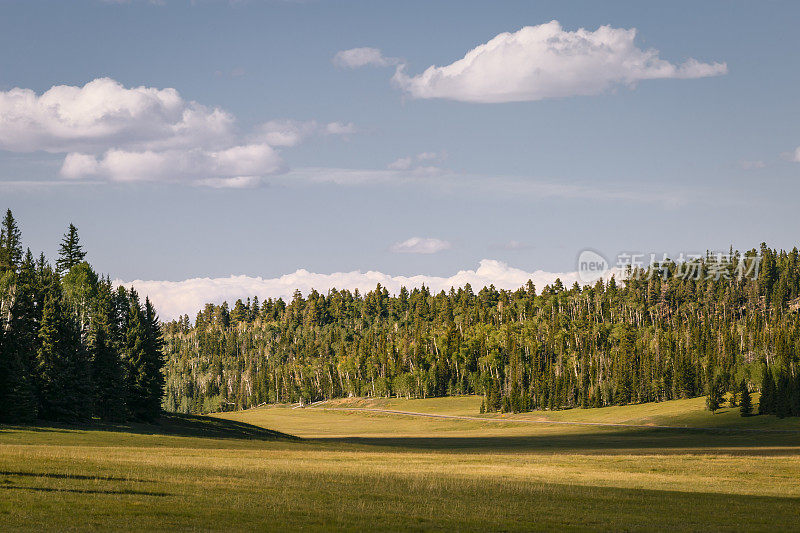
[2,1,799,317]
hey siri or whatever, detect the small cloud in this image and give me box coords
[788,147,800,163]
[390,237,452,254]
[739,160,766,170]
[252,119,356,147]
[324,121,357,135]
[490,240,532,251]
[387,156,413,171]
[333,47,400,69]
[196,176,264,189]
[387,151,446,173]
[215,67,246,78]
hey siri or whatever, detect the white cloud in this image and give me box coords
[387,156,414,171]
[251,119,356,147]
[118,259,621,321]
[391,21,727,103]
[333,47,399,69]
[0,78,354,186]
[739,159,766,169]
[61,144,284,184]
[790,147,800,163]
[387,151,447,176]
[196,176,264,189]
[491,240,531,251]
[390,237,452,254]
[0,77,235,153]
[324,121,357,135]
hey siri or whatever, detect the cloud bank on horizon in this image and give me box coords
[339,20,727,103]
[117,259,620,321]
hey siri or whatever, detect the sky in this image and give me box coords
[2,1,800,319]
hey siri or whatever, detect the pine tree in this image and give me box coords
[739,379,752,417]
[122,291,165,421]
[775,372,792,418]
[123,290,150,420]
[143,297,165,419]
[89,282,126,421]
[36,290,93,422]
[759,366,776,415]
[55,223,86,275]
[0,251,39,422]
[706,375,722,413]
[791,374,800,417]
[0,209,23,273]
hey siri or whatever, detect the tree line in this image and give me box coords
[162,244,800,417]
[0,210,164,424]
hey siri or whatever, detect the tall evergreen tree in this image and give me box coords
[706,375,723,413]
[0,251,39,422]
[739,379,752,417]
[89,282,126,421]
[123,291,164,421]
[143,297,166,419]
[759,366,776,416]
[36,289,93,422]
[55,223,86,275]
[0,209,23,274]
[123,290,149,420]
[775,372,792,418]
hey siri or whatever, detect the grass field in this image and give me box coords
[2,396,800,531]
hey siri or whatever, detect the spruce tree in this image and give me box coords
[739,379,752,417]
[55,223,86,275]
[706,375,722,413]
[123,290,150,420]
[775,372,792,418]
[0,209,22,273]
[791,374,800,418]
[123,291,164,421]
[759,366,776,416]
[36,290,93,422]
[89,282,126,421]
[143,297,165,419]
[0,251,39,422]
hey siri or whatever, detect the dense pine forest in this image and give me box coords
[4,205,800,422]
[163,244,800,417]
[0,210,164,424]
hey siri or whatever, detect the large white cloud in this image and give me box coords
[392,21,727,103]
[0,77,234,153]
[0,78,353,187]
[117,259,619,321]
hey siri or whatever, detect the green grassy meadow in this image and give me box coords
[2,397,800,531]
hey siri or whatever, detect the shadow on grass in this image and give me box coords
[0,470,152,483]
[0,485,169,496]
[0,413,299,442]
[311,426,800,455]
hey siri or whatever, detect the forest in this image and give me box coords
[0,210,164,423]
[3,206,800,422]
[162,243,800,417]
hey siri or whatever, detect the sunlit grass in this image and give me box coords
[2,397,799,531]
